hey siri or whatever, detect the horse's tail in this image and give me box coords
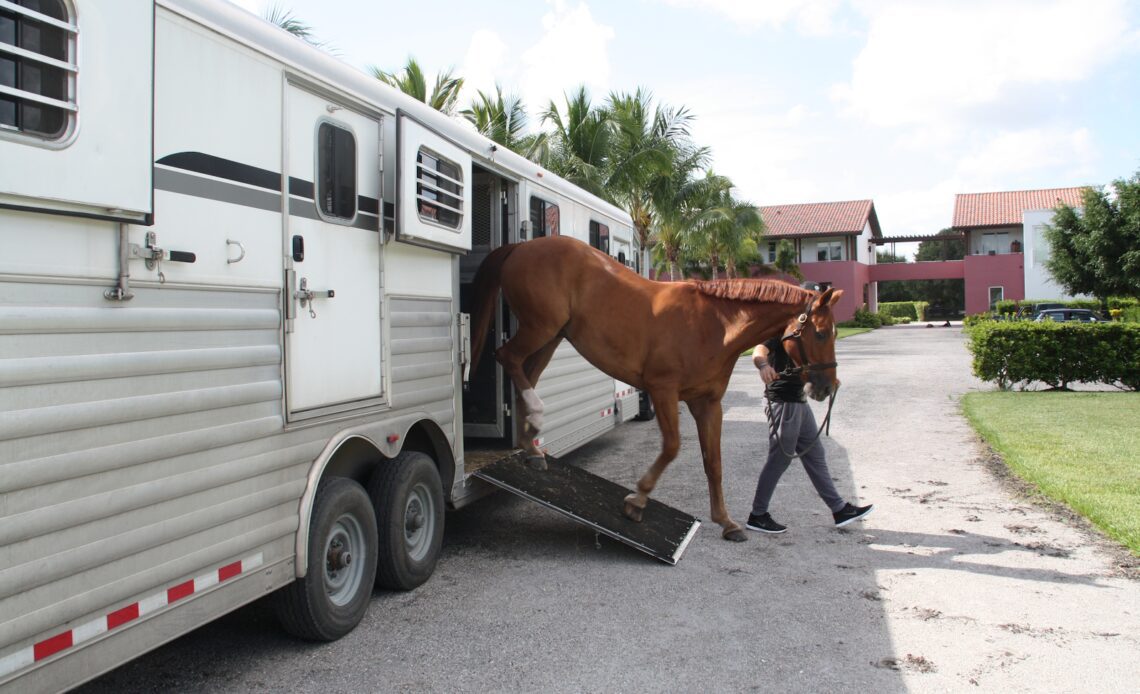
[468,242,519,374]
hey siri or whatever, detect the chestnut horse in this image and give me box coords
[469,235,842,542]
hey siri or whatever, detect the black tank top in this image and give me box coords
[763,337,806,403]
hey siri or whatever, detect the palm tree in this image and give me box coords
[649,147,716,280]
[369,57,464,115]
[263,4,335,52]
[539,86,612,198]
[685,173,761,278]
[460,85,544,158]
[608,89,708,271]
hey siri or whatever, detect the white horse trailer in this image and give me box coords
[0,0,643,690]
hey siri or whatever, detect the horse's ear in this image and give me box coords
[828,289,843,306]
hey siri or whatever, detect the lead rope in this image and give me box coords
[765,389,837,460]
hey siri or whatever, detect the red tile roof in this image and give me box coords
[952,187,1088,228]
[760,200,880,238]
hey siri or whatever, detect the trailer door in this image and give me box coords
[283,82,384,418]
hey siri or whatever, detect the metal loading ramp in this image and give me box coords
[473,451,701,564]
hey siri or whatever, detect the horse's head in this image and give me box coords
[781,287,843,401]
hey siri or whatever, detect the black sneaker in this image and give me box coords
[833,503,874,527]
[746,512,787,534]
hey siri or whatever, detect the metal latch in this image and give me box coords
[129,231,196,283]
[294,277,335,318]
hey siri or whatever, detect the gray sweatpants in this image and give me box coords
[750,399,845,515]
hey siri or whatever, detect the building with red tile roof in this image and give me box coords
[951,186,1091,313]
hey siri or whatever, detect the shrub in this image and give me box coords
[851,306,882,328]
[1122,306,1140,323]
[879,302,918,320]
[967,321,1140,390]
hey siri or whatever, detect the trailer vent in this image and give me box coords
[0,0,77,140]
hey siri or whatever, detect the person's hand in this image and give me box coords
[757,362,778,385]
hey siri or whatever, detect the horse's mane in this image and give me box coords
[689,278,814,306]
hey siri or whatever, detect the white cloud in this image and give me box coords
[460,30,512,100]
[835,0,1134,127]
[520,1,616,113]
[955,127,1096,183]
[655,0,843,35]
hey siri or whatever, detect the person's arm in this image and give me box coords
[752,344,778,385]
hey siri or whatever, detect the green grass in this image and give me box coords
[837,326,872,339]
[962,391,1140,555]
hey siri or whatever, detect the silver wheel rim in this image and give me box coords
[403,482,435,562]
[324,512,366,606]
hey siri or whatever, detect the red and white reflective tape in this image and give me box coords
[615,388,635,398]
[0,553,263,679]
[600,407,614,417]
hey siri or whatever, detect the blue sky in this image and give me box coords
[229,0,1140,257]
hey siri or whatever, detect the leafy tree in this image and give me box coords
[538,86,612,198]
[370,58,464,115]
[607,89,707,270]
[774,239,803,280]
[1045,172,1140,301]
[876,250,907,263]
[263,4,335,52]
[915,228,966,262]
[461,85,543,158]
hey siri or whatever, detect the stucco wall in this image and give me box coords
[964,253,1025,314]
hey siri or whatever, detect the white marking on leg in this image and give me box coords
[521,388,544,431]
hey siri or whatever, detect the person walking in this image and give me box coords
[746,336,873,534]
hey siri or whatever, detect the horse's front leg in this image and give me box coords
[623,389,680,522]
[689,397,746,542]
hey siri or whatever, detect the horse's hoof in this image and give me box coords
[722,528,748,543]
[525,454,547,471]
[622,498,644,522]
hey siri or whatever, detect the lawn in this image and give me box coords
[837,326,872,339]
[961,391,1140,555]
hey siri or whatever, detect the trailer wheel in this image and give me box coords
[634,390,655,421]
[275,477,378,641]
[368,451,444,591]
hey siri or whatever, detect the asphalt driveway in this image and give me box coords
[81,324,1139,693]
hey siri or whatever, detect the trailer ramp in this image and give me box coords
[473,452,701,564]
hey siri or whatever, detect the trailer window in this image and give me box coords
[0,0,76,140]
[416,148,463,229]
[529,196,559,238]
[589,220,609,252]
[317,121,357,221]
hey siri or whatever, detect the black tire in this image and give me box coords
[633,390,656,421]
[368,451,444,591]
[275,477,378,641]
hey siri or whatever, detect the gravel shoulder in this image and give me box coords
[80,324,1139,693]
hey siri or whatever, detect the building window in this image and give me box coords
[529,196,559,237]
[415,147,463,229]
[0,0,77,140]
[589,220,609,252]
[317,122,357,221]
[1032,225,1049,267]
[816,241,842,262]
[981,231,1008,255]
[767,241,777,263]
[988,286,1003,309]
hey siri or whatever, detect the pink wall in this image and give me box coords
[963,253,1025,314]
[800,261,863,322]
[869,260,965,282]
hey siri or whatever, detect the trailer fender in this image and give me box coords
[293,414,454,578]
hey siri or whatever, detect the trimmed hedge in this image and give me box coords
[967,321,1140,390]
[879,301,918,320]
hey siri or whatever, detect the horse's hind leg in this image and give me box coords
[623,389,681,522]
[496,322,558,417]
[511,336,562,469]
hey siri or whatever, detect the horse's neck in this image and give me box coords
[719,300,802,353]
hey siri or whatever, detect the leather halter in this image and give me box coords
[778,298,838,377]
